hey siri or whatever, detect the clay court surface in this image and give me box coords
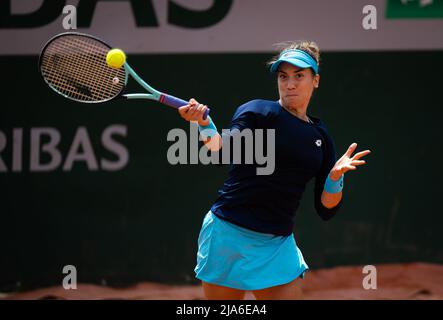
[2,263,442,300]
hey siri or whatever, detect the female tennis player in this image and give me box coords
[178,41,371,300]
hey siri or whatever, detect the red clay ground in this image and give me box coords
[2,263,442,300]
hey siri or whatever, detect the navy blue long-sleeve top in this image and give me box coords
[210,99,343,236]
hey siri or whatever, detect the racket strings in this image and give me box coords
[56,38,117,99]
[43,43,101,100]
[43,42,118,102]
[48,37,122,100]
[40,35,126,102]
[62,37,119,96]
[53,37,122,100]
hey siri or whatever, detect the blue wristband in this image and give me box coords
[324,174,344,194]
[198,116,218,138]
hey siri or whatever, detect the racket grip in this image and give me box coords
[160,94,211,120]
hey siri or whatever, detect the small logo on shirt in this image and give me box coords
[315,139,322,147]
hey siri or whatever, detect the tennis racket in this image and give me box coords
[38,32,210,119]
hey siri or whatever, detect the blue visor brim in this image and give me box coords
[270,58,315,73]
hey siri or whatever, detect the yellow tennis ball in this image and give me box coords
[106,49,126,69]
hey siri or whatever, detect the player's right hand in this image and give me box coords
[178,98,210,126]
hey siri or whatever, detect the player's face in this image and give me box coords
[277,62,319,110]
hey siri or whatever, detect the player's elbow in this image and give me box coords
[315,200,342,221]
[317,210,336,221]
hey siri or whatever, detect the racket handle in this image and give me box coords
[160,94,211,120]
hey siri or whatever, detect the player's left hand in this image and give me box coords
[329,143,371,180]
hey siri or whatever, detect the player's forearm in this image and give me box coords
[202,133,223,152]
[321,172,343,208]
[198,116,222,152]
[321,190,342,209]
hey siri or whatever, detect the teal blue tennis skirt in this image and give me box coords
[194,211,309,291]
